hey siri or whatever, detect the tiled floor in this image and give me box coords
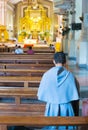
[67,59,88,116]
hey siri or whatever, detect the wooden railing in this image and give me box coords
[0,63,53,70]
[0,69,47,76]
[0,76,41,88]
[0,116,88,130]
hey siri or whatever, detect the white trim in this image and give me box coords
[43,4,50,17]
[21,5,27,17]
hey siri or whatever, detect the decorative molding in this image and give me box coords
[21,5,27,17]
[43,4,50,17]
[7,4,15,12]
[21,3,51,18]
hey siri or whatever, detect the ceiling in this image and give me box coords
[8,0,22,4]
[8,0,53,4]
[8,0,75,15]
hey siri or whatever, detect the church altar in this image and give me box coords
[18,1,51,43]
[23,39,37,48]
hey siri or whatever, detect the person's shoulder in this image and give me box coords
[47,67,55,72]
[69,71,75,77]
[64,67,73,74]
[43,67,55,76]
[20,48,23,52]
[62,68,74,77]
[15,49,18,52]
[66,70,76,80]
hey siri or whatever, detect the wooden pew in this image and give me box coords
[0,47,55,53]
[0,77,86,130]
[0,86,45,121]
[0,87,44,112]
[0,75,80,116]
[0,52,54,55]
[0,58,53,64]
[33,46,54,51]
[0,63,53,70]
[0,50,54,64]
[0,76,41,88]
[0,69,47,76]
[0,63,44,120]
[8,47,55,53]
[0,53,54,59]
[0,116,87,126]
[0,86,45,130]
[0,55,53,59]
[0,81,86,128]
[0,87,37,98]
[24,47,55,53]
[0,116,88,130]
[0,74,81,113]
[0,73,44,116]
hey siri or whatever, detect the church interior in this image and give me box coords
[0,0,72,50]
[0,0,55,47]
[0,0,88,129]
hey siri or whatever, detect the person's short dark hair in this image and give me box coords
[54,52,66,64]
[15,44,18,47]
[18,45,21,48]
[29,46,32,49]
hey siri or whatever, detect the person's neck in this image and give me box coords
[55,63,63,67]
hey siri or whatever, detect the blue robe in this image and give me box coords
[15,48,23,54]
[37,66,79,130]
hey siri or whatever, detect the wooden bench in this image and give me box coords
[0,116,88,130]
[0,53,54,59]
[0,72,45,115]
[0,76,85,130]
[0,63,53,70]
[0,69,47,76]
[0,87,45,115]
[0,75,80,116]
[0,81,86,128]
[0,88,44,107]
[0,76,41,88]
[0,84,85,128]
[1,116,88,126]
[0,58,53,64]
[23,46,55,54]
[0,46,55,53]
[0,85,45,122]
[0,52,54,55]
[0,86,45,130]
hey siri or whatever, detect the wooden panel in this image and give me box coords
[0,116,87,126]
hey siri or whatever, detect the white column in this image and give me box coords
[0,0,7,25]
[75,0,82,63]
[77,0,88,67]
[62,14,69,54]
[68,1,76,59]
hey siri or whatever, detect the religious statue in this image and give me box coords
[0,25,9,42]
